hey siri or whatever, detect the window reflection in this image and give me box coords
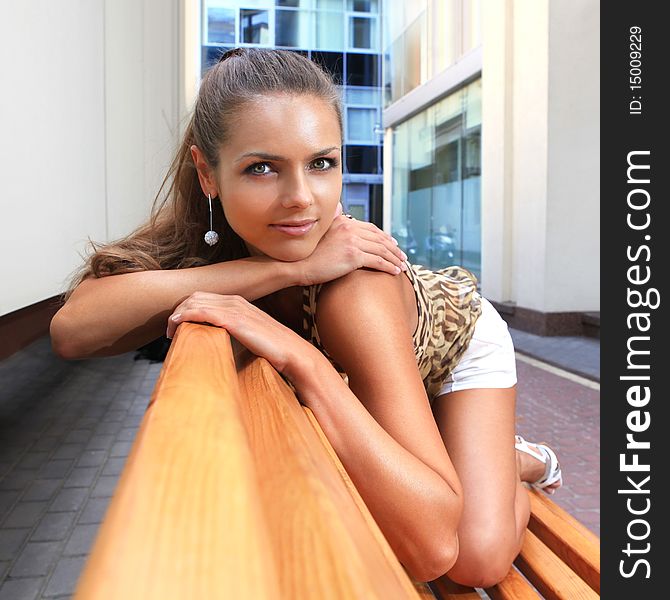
[240,9,270,44]
[390,80,482,279]
[207,8,235,44]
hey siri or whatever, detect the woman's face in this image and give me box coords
[212,94,342,262]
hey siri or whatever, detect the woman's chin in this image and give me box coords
[245,241,317,263]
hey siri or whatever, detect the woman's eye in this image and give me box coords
[249,163,271,175]
[312,158,332,170]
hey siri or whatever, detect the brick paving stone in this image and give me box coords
[84,435,115,452]
[115,428,138,442]
[3,502,48,529]
[21,481,62,503]
[101,458,126,477]
[0,528,30,561]
[90,476,118,499]
[63,431,91,445]
[62,524,99,557]
[50,445,85,461]
[36,461,73,480]
[0,577,44,600]
[30,512,77,543]
[0,563,7,580]
[17,454,51,472]
[43,556,87,597]
[9,542,61,577]
[77,498,111,526]
[0,470,36,492]
[48,489,88,514]
[30,437,61,453]
[75,451,106,469]
[0,491,20,517]
[64,468,99,489]
[109,442,133,458]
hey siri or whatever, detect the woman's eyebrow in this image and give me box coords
[236,146,341,163]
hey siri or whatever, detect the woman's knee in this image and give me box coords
[447,525,520,588]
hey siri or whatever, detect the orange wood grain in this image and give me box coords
[514,530,599,600]
[73,323,279,599]
[526,489,600,594]
[486,567,541,600]
[235,351,422,599]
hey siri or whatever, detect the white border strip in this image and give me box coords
[515,352,600,391]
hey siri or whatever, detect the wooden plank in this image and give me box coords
[73,323,279,600]
[486,566,541,599]
[527,489,600,593]
[301,405,425,598]
[430,576,482,599]
[235,350,422,600]
[514,530,599,600]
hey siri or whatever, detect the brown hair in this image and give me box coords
[65,48,343,298]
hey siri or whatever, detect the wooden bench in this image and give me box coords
[73,323,600,599]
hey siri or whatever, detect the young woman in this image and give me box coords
[50,48,561,586]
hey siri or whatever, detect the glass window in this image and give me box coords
[390,79,482,277]
[311,51,344,82]
[347,0,378,12]
[240,9,270,44]
[276,0,313,7]
[345,87,378,105]
[202,45,232,71]
[345,145,379,173]
[349,16,377,50]
[347,107,376,143]
[207,8,236,44]
[314,10,344,50]
[346,53,379,86]
[275,9,313,47]
[317,0,343,8]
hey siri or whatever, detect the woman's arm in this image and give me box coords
[51,215,406,359]
[167,275,463,582]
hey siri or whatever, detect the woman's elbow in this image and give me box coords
[50,310,83,360]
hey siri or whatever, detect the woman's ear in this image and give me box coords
[190,145,218,198]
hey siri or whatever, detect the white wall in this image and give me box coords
[481,0,599,313]
[0,1,184,316]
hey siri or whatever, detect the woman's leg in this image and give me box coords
[432,385,529,588]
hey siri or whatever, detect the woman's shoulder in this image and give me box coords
[315,266,418,337]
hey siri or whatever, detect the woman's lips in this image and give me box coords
[269,220,317,236]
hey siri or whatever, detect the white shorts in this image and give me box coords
[436,295,517,396]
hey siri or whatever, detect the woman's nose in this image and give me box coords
[278,172,313,209]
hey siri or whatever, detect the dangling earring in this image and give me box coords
[204,193,219,246]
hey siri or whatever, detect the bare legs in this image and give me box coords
[432,386,529,588]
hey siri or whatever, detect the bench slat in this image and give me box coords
[74,323,279,599]
[486,566,541,599]
[526,490,600,594]
[514,530,599,600]
[235,350,423,600]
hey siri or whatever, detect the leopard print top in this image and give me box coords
[301,262,482,403]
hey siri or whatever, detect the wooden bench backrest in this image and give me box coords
[73,323,425,599]
[73,323,600,599]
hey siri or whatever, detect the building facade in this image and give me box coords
[202,0,385,223]
[382,0,599,335]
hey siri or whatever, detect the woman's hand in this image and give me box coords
[166,292,321,384]
[297,204,408,286]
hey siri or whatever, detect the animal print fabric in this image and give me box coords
[301,262,482,403]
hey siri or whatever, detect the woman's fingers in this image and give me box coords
[357,240,408,274]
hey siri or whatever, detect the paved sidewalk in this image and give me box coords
[1,333,600,598]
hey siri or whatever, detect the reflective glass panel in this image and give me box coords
[312,51,344,82]
[275,9,313,47]
[345,145,379,173]
[240,9,270,44]
[345,87,378,105]
[347,0,378,12]
[314,10,344,50]
[349,16,377,50]
[346,53,379,86]
[347,107,376,142]
[207,7,236,44]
